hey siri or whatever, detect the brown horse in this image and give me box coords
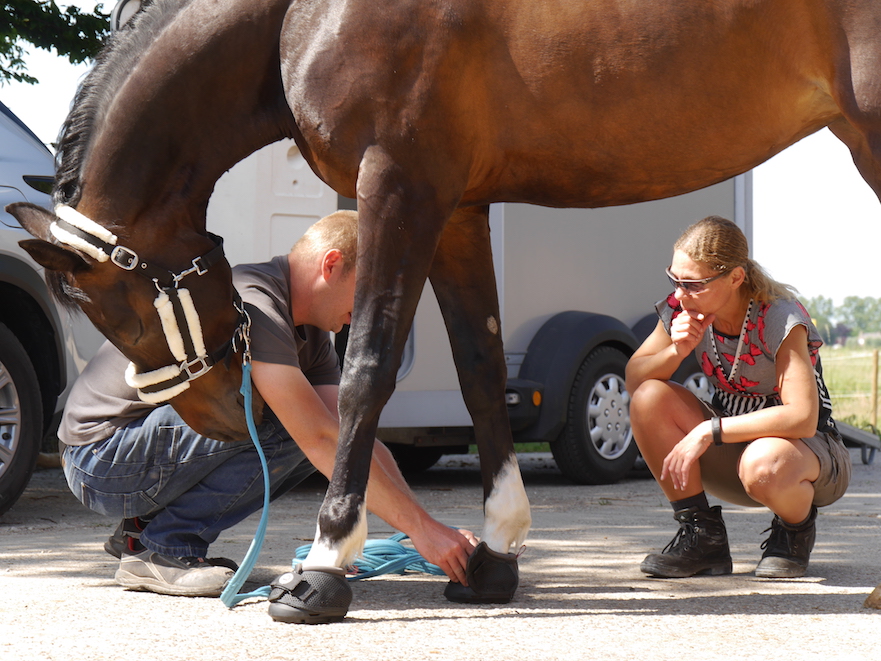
[10,0,881,621]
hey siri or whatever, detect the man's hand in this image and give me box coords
[408,522,478,585]
[252,361,479,582]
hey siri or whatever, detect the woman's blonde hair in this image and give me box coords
[291,209,359,274]
[674,215,796,302]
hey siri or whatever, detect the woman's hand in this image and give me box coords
[661,419,713,491]
[669,309,715,358]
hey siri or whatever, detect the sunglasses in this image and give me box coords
[665,267,728,294]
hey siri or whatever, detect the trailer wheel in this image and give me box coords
[551,345,637,484]
[674,354,714,402]
[389,445,446,474]
[0,323,44,516]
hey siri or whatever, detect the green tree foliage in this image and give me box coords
[838,296,881,334]
[1,1,109,84]
[801,295,835,343]
[801,295,881,345]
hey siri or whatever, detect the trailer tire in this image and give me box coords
[0,323,44,516]
[389,445,463,474]
[551,345,637,485]
[675,354,715,403]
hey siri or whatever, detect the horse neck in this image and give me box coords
[74,0,297,234]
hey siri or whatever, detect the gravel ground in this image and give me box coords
[2,449,879,661]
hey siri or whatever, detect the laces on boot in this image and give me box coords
[760,509,816,559]
[760,519,793,557]
[663,520,699,554]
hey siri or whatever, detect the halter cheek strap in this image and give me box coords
[51,204,246,403]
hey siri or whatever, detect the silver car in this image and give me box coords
[0,101,102,516]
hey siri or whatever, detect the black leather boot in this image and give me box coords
[755,506,817,578]
[640,505,733,578]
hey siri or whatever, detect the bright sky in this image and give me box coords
[3,3,880,307]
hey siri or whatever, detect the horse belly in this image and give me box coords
[282,0,845,206]
[462,1,843,207]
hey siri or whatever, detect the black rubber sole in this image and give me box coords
[640,557,733,578]
[268,602,348,624]
[267,566,353,624]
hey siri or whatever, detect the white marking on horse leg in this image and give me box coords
[302,503,368,570]
[486,315,499,335]
[481,456,531,554]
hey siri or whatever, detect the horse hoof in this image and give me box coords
[444,541,519,604]
[267,564,352,624]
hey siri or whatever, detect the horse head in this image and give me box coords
[10,201,260,442]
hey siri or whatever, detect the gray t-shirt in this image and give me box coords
[656,294,835,433]
[60,255,341,446]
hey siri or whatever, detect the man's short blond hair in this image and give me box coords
[291,210,359,274]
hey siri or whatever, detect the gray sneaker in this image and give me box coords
[115,549,234,597]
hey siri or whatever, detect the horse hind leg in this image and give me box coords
[827,117,881,205]
[428,205,531,603]
[828,42,881,205]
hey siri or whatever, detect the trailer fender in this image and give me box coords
[513,311,639,443]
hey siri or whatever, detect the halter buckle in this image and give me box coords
[110,245,139,270]
[183,356,212,379]
[233,299,253,365]
[173,256,210,286]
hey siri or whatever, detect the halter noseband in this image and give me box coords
[51,204,249,403]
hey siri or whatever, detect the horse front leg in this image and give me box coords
[429,205,531,604]
[269,148,454,623]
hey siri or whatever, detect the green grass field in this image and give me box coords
[820,347,881,430]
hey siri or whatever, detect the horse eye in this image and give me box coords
[79,280,147,346]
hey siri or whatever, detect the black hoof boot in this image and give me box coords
[444,541,519,604]
[267,564,352,624]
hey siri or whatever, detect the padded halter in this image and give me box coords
[51,204,247,403]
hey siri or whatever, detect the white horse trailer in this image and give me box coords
[206,139,750,484]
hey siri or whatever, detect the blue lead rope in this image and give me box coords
[219,359,444,608]
[220,361,272,607]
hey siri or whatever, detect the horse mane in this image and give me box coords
[53,0,191,207]
[49,0,191,310]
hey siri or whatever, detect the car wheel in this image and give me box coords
[551,345,638,485]
[0,323,44,516]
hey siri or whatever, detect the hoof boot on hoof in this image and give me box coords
[267,564,352,624]
[444,541,519,604]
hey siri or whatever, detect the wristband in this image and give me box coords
[711,416,723,446]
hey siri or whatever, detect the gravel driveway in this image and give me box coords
[2,450,879,661]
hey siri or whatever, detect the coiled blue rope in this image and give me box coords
[293,533,445,580]
[220,360,444,607]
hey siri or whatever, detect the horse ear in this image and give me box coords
[19,239,90,273]
[8,202,91,273]
[5,201,57,242]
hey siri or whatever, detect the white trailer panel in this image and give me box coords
[207,139,751,481]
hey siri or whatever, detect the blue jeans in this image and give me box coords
[62,405,314,558]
